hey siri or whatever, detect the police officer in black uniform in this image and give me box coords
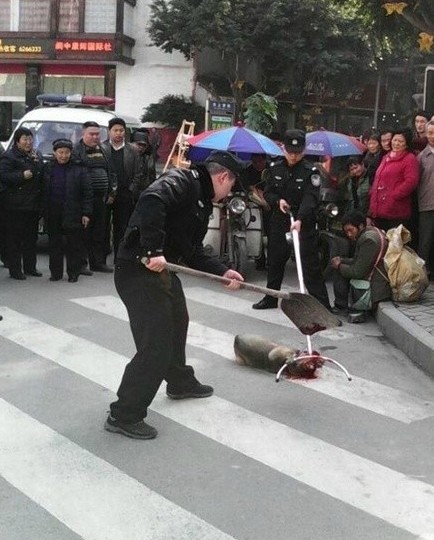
[105,151,245,440]
[252,129,331,310]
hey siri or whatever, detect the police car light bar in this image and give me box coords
[36,94,115,106]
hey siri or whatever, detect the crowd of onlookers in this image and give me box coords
[0,118,157,283]
[330,110,434,281]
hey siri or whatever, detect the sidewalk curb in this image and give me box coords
[376,302,434,378]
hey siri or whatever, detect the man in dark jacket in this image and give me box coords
[101,117,142,260]
[73,121,116,273]
[130,129,157,199]
[0,127,45,279]
[45,139,93,282]
[105,151,245,440]
[331,210,390,317]
[253,129,331,310]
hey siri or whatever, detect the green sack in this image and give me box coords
[350,279,372,311]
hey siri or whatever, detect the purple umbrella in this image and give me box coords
[305,130,365,157]
[187,126,284,161]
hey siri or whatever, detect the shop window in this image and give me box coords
[0,73,25,99]
[58,0,80,33]
[42,75,104,96]
[84,0,116,33]
[0,0,50,31]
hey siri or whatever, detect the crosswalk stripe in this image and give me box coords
[1,306,434,539]
[0,398,236,540]
[184,286,360,341]
[70,296,434,424]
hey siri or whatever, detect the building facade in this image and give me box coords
[0,0,194,139]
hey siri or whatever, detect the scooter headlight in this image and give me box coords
[228,197,247,215]
[325,203,339,218]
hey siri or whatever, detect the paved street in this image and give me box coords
[1,255,434,540]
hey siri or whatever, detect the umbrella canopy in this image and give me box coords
[187,126,284,161]
[305,130,365,157]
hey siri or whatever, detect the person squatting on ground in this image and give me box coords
[252,129,331,311]
[331,210,391,319]
[105,151,245,440]
[44,139,93,283]
[0,127,45,280]
[101,117,142,261]
[73,121,116,274]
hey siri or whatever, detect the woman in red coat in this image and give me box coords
[369,127,420,233]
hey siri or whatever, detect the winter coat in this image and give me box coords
[117,164,228,276]
[0,146,45,212]
[339,226,391,305]
[100,140,142,193]
[369,150,419,221]
[44,158,93,230]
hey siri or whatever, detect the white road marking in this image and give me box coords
[1,306,434,540]
[0,399,236,540]
[184,286,361,340]
[70,296,434,423]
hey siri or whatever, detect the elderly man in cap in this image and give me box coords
[105,150,245,439]
[253,129,332,310]
[44,138,93,282]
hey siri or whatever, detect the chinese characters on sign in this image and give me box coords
[207,99,235,130]
[54,40,114,53]
[0,39,46,55]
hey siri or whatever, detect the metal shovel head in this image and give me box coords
[280,294,341,335]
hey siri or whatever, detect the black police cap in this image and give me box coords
[283,129,306,152]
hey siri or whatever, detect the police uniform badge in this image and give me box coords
[311,173,321,187]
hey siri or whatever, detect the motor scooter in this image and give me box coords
[203,189,264,275]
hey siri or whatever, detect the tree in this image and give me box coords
[243,93,278,134]
[141,94,205,130]
[148,0,373,117]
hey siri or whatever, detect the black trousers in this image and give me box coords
[83,194,107,268]
[110,260,197,423]
[418,210,434,276]
[0,196,7,265]
[6,209,39,275]
[266,225,331,309]
[106,188,134,260]
[47,212,82,278]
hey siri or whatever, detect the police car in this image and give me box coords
[4,93,140,157]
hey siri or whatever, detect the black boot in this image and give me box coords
[252,296,278,310]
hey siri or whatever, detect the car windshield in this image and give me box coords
[20,121,109,156]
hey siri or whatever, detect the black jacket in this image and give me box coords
[44,158,93,230]
[100,140,142,193]
[263,158,321,229]
[117,165,228,275]
[73,140,117,195]
[0,146,45,212]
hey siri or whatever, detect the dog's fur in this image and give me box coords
[233,334,297,373]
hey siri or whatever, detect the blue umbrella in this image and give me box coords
[305,130,365,157]
[187,126,284,161]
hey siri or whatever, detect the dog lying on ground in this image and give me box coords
[233,334,323,378]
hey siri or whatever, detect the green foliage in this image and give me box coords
[148,0,375,104]
[141,95,205,130]
[243,93,278,134]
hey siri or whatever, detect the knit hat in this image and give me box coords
[53,138,73,151]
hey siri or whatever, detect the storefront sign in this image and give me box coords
[0,38,51,57]
[54,39,114,54]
